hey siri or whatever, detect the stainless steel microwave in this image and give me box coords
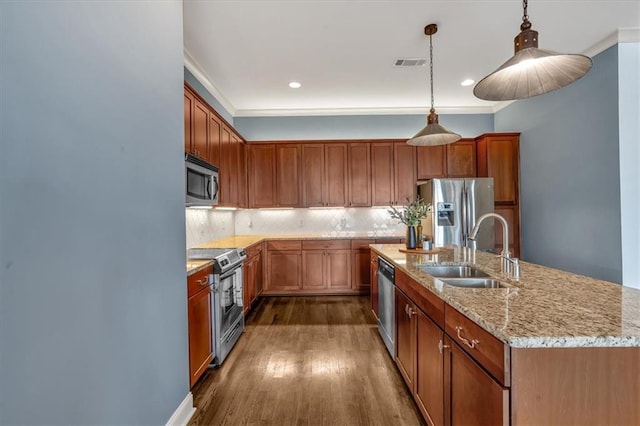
[185,154,219,207]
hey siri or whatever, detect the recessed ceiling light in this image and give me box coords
[288,81,301,89]
[461,79,475,86]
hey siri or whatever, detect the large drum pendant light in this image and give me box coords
[474,0,592,101]
[407,24,461,147]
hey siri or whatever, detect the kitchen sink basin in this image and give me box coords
[420,265,491,278]
[441,278,509,289]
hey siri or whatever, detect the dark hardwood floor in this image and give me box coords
[189,296,423,426]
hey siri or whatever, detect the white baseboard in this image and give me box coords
[166,392,196,426]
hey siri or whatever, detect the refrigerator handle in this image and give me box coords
[461,185,467,246]
[465,186,472,245]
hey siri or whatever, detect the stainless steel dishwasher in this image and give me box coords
[377,257,395,357]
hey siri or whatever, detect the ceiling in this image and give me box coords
[183,1,640,116]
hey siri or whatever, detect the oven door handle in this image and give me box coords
[219,265,242,281]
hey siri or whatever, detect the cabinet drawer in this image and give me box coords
[245,242,263,258]
[351,239,375,250]
[376,238,403,244]
[302,239,350,250]
[266,240,302,251]
[444,304,510,386]
[395,268,445,327]
[188,267,213,298]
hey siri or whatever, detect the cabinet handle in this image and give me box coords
[405,304,416,317]
[438,339,450,354]
[455,326,479,349]
[196,275,209,286]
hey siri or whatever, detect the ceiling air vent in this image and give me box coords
[394,58,426,67]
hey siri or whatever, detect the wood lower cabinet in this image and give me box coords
[302,250,325,290]
[326,250,351,289]
[264,240,302,293]
[187,267,213,387]
[444,336,509,425]
[370,252,379,319]
[351,239,375,293]
[242,242,263,315]
[300,240,351,291]
[395,288,416,387]
[416,309,445,426]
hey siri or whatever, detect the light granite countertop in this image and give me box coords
[371,244,640,348]
[187,233,403,275]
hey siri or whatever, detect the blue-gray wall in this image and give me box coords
[618,42,640,288]
[234,113,493,141]
[1,2,188,424]
[185,67,234,124]
[495,46,622,283]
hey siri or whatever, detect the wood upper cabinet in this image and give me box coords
[187,268,213,387]
[184,90,194,153]
[276,144,301,207]
[208,113,221,168]
[446,139,476,178]
[476,133,519,205]
[371,142,416,206]
[348,143,371,207]
[218,125,232,205]
[325,144,348,207]
[371,143,395,206]
[248,144,276,208]
[444,337,509,425]
[193,99,209,161]
[301,144,347,207]
[495,205,518,257]
[417,145,447,180]
[237,140,247,208]
[394,143,417,203]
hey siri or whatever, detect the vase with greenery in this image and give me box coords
[388,197,431,249]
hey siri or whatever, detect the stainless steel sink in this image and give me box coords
[420,265,491,278]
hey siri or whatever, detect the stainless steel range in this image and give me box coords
[187,247,247,365]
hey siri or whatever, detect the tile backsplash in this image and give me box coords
[186,207,405,248]
[234,207,405,237]
[185,208,235,248]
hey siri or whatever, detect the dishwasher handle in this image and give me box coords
[378,257,395,282]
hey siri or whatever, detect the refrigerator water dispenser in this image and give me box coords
[437,202,455,226]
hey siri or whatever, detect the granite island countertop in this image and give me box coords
[371,244,640,349]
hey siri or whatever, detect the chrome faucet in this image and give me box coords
[468,213,520,279]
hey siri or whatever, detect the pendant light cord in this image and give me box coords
[429,32,434,113]
[521,0,532,30]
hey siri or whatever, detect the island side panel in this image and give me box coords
[510,346,640,425]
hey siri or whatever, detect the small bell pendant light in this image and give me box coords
[407,24,461,146]
[474,0,592,101]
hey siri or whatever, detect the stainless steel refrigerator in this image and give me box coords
[418,178,495,251]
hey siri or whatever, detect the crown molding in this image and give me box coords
[584,27,640,57]
[233,105,495,117]
[183,49,237,116]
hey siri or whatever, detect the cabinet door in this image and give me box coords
[370,254,379,319]
[254,250,263,298]
[417,145,447,180]
[395,288,415,389]
[302,251,325,290]
[416,310,444,426]
[394,143,417,204]
[243,256,257,315]
[445,337,509,426]
[446,139,476,178]
[219,126,232,205]
[352,249,371,292]
[208,113,221,168]
[301,145,324,207]
[371,143,395,206]
[348,143,371,207]
[266,251,301,292]
[237,140,247,208]
[326,250,351,289]
[188,287,213,387]
[485,136,519,204]
[325,144,348,207]
[248,144,276,208]
[193,99,209,161]
[276,144,301,207]
[184,90,194,153]
[227,130,240,206]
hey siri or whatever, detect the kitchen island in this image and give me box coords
[371,244,639,425]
